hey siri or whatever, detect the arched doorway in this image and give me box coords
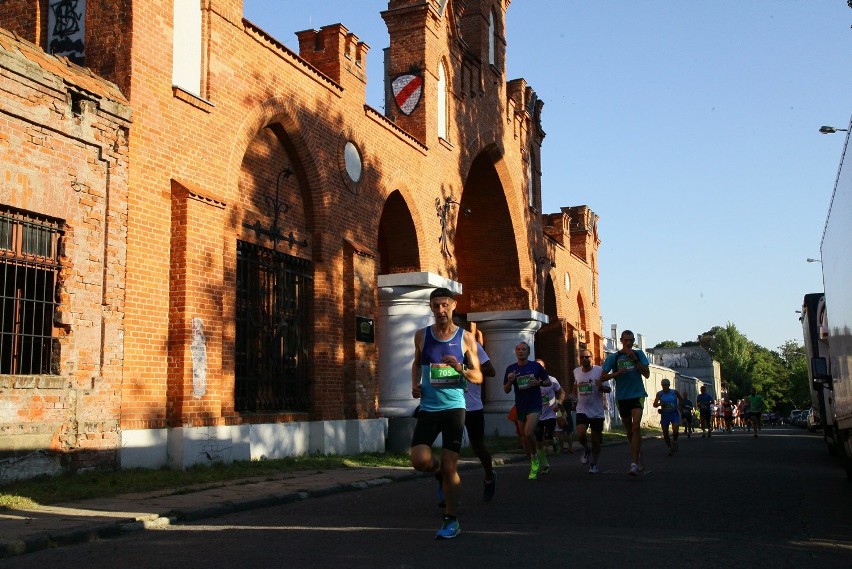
[454,153,525,314]
[535,274,568,385]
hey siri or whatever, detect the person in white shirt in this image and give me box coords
[533,359,565,475]
[573,349,610,473]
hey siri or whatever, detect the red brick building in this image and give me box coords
[0,0,601,476]
[0,26,131,479]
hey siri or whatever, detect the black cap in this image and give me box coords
[430,287,456,300]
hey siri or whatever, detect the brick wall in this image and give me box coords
[0,0,45,45]
[0,27,131,478]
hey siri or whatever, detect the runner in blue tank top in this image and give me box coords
[653,378,683,456]
[503,341,550,480]
[410,287,482,540]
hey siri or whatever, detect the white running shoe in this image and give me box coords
[589,464,600,474]
[628,463,639,477]
[581,449,590,465]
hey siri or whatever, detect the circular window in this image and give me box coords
[344,141,362,183]
[564,272,571,294]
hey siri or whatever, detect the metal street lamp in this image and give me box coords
[819,125,849,134]
[807,258,822,263]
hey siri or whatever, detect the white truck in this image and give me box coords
[800,293,835,449]
[808,116,852,479]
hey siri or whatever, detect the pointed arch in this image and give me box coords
[543,273,558,321]
[577,290,588,333]
[226,96,325,232]
[378,190,421,275]
[437,59,448,140]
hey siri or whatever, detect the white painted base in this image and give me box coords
[484,412,520,438]
[120,428,169,469]
[118,418,388,470]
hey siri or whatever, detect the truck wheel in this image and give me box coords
[841,431,852,481]
[826,426,839,456]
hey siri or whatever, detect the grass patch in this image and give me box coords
[0,451,410,510]
[0,428,658,511]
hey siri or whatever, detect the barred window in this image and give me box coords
[0,208,63,375]
[235,241,312,413]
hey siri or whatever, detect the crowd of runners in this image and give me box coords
[408,288,767,539]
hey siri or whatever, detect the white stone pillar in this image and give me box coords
[469,310,548,436]
[376,272,462,417]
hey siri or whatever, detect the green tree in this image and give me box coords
[712,323,753,396]
[679,324,809,412]
[777,340,810,410]
[654,340,680,349]
[682,326,722,356]
[748,347,785,406]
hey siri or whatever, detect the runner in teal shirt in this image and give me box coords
[601,330,650,476]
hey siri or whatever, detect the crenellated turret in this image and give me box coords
[296,24,369,93]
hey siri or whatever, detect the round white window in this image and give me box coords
[344,141,362,183]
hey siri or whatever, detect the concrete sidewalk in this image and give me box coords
[0,451,527,559]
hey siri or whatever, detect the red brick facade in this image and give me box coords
[0,0,601,477]
[0,26,131,478]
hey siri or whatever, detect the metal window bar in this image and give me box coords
[0,210,62,375]
[235,240,312,413]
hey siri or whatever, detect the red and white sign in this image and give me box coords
[391,73,423,116]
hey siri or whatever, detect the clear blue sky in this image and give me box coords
[243,1,852,352]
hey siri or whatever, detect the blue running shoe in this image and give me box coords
[435,517,461,540]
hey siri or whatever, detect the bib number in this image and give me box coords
[516,374,534,390]
[430,364,461,387]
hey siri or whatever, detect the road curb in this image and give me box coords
[0,448,564,559]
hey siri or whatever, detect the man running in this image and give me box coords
[410,287,482,540]
[696,385,713,438]
[534,358,565,475]
[465,340,497,501]
[602,330,650,476]
[680,390,695,438]
[747,387,766,438]
[653,379,683,455]
[503,342,550,480]
[573,349,609,473]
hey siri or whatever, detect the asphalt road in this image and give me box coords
[5,426,851,569]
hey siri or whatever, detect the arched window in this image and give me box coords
[488,11,496,66]
[437,61,448,139]
[172,0,202,95]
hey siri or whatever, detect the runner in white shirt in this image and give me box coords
[534,359,565,475]
[573,349,610,473]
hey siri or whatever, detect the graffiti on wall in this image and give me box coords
[191,317,208,398]
[657,349,712,369]
[660,353,689,368]
[48,0,85,65]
